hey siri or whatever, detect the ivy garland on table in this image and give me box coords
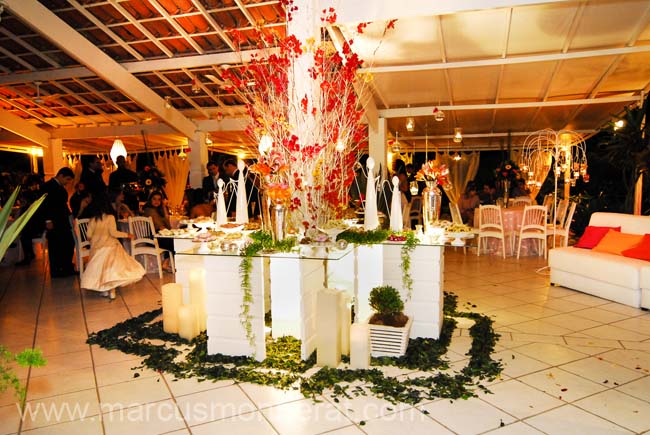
[86,291,502,406]
[399,231,417,301]
[239,231,297,349]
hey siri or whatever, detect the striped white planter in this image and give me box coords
[368,316,412,357]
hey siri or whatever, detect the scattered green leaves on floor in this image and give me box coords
[87,291,502,405]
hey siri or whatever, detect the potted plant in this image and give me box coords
[367,285,412,357]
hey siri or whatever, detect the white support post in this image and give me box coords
[43,138,63,180]
[188,131,209,188]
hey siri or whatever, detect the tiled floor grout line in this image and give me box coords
[16,258,49,435]
[234,383,282,435]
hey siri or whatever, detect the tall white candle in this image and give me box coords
[316,288,342,367]
[189,268,206,332]
[161,283,183,333]
[216,179,228,226]
[350,323,370,369]
[339,293,351,356]
[178,304,198,340]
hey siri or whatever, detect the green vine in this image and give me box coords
[1,346,47,401]
[239,231,297,350]
[399,231,417,301]
[87,291,503,406]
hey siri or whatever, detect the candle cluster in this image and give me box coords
[161,268,207,340]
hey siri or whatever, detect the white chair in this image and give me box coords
[548,201,577,248]
[516,205,547,259]
[128,216,174,278]
[542,194,554,223]
[512,197,532,207]
[477,205,506,258]
[73,218,91,274]
[553,199,569,225]
[409,196,422,229]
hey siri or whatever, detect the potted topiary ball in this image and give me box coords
[367,285,412,357]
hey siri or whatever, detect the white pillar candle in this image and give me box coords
[161,283,183,333]
[189,268,207,332]
[350,323,370,369]
[178,304,199,340]
[316,288,342,368]
[339,293,351,356]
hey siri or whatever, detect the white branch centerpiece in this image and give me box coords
[222,3,395,231]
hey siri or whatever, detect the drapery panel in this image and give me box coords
[433,152,480,204]
[154,151,190,210]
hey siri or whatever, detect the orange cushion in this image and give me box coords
[592,230,643,255]
[621,234,650,261]
[575,226,621,249]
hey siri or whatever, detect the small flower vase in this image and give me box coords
[269,200,288,242]
[422,181,442,233]
[503,180,511,208]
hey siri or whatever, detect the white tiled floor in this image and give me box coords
[1,249,649,434]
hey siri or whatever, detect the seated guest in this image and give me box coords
[479,183,496,205]
[510,180,530,198]
[459,183,480,224]
[142,191,171,231]
[110,188,134,220]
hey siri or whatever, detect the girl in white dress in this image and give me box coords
[80,193,145,300]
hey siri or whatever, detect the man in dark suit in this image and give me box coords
[222,158,260,218]
[201,161,220,203]
[42,167,75,278]
[109,155,140,213]
[80,155,107,198]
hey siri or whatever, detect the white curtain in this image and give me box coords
[434,152,480,204]
[154,151,190,210]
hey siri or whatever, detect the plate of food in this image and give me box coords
[317,219,349,240]
[219,222,245,233]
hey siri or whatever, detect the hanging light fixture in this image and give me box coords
[335,138,345,152]
[205,134,213,145]
[453,152,461,161]
[406,117,415,132]
[614,119,625,130]
[391,132,401,153]
[178,146,187,161]
[164,96,172,109]
[433,107,445,122]
[453,127,463,143]
[110,138,127,164]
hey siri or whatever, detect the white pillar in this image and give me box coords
[43,138,63,180]
[188,132,208,188]
[369,117,387,179]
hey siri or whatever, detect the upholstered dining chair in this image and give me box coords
[516,205,547,259]
[128,216,174,278]
[73,218,91,274]
[477,205,506,258]
[547,201,577,248]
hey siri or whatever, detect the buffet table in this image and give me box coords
[174,239,445,361]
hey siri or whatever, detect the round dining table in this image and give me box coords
[473,205,541,256]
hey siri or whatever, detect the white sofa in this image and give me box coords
[549,212,650,309]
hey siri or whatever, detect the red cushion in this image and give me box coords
[621,234,650,261]
[574,225,621,249]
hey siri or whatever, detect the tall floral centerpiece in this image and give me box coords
[494,160,520,207]
[223,3,395,231]
[416,161,450,232]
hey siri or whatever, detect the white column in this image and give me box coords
[43,138,63,179]
[369,117,388,179]
[188,131,208,188]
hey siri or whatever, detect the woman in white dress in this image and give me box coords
[80,193,145,300]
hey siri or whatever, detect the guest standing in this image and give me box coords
[80,193,145,300]
[109,156,139,213]
[42,167,75,278]
[201,161,221,203]
[80,155,107,197]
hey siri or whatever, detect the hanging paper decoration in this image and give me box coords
[364,157,379,230]
[389,176,403,231]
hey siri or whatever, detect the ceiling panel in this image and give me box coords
[599,52,650,94]
[500,62,556,100]
[507,3,576,55]
[547,56,617,98]
[442,9,508,61]
[448,66,500,103]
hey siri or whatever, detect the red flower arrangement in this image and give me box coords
[495,160,521,182]
[416,161,451,187]
[222,2,395,229]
